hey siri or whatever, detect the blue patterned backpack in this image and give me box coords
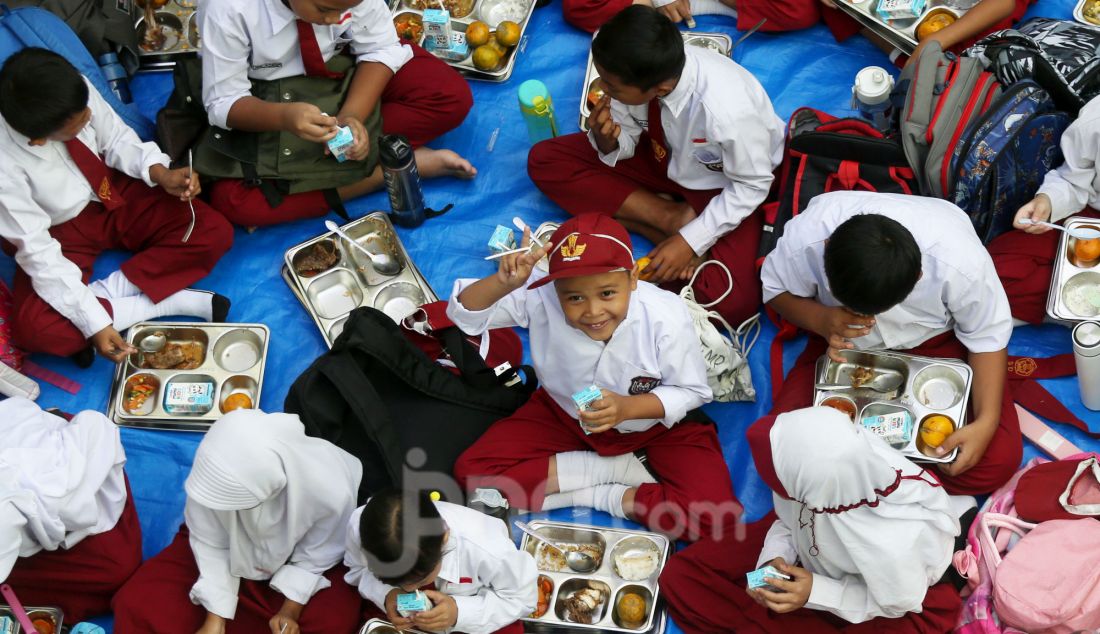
[948,80,1069,243]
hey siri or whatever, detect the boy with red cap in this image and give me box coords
[450,213,741,542]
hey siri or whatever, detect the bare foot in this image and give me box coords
[414,147,477,180]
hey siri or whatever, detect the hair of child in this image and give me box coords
[0,48,89,140]
[360,488,446,586]
[823,213,922,316]
[591,5,686,91]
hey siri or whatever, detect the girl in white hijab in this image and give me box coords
[661,407,968,633]
[112,410,363,634]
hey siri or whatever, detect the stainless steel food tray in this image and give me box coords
[358,618,428,634]
[283,212,439,347]
[519,521,670,633]
[106,322,270,431]
[579,31,732,131]
[1,604,63,634]
[389,0,536,82]
[831,0,976,55]
[1076,0,1100,26]
[1046,216,1100,324]
[813,348,972,463]
[134,0,199,70]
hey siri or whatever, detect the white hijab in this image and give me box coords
[771,407,959,607]
[184,410,362,580]
[0,398,126,581]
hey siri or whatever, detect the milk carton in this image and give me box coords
[487,225,516,254]
[746,565,792,592]
[876,0,927,20]
[860,410,914,446]
[326,126,355,163]
[396,590,434,617]
[427,31,469,62]
[164,381,214,414]
[422,9,452,49]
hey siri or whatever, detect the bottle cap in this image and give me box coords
[429,490,442,502]
[518,79,550,109]
[1073,321,1100,351]
[854,66,894,105]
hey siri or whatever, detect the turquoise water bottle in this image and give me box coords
[518,80,559,144]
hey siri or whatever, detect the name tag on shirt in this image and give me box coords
[251,62,283,70]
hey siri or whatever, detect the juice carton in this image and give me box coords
[876,0,927,21]
[746,565,792,592]
[427,31,469,62]
[487,225,516,254]
[164,381,214,415]
[422,9,452,49]
[326,126,355,163]
[860,410,914,446]
[396,590,434,617]
[572,385,603,435]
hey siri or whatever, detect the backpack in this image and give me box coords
[5,0,141,75]
[757,107,918,259]
[966,17,1100,116]
[896,40,1003,201]
[0,5,154,140]
[284,306,537,503]
[948,80,1070,243]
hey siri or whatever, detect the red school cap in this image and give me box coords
[528,214,634,289]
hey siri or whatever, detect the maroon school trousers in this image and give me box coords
[528,132,763,326]
[453,389,742,542]
[211,44,473,227]
[562,0,821,33]
[111,526,362,633]
[4,478,142,622]
[10,174,232,358]
[659,512,963,634]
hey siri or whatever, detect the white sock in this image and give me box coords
[689,0,738,17]
[541,484,629,518]
[555,451,657,492]
[109,289,215,331]
[89,270,143,300]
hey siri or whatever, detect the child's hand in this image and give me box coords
[644,232,697,284]
[383,588,415,629]
[268,614,299,634]
[753,559,812,614]
[495,228,549,290]
[195,612,227,634]
[1014,194,1053,233]
[579,389,627,433]
[588,94,621,155]
[816,306,875,362]
[150,164,201,201]
[934,417,996,477]
[91,325,138,363]
[334,114,371,162]
[413,590,458,633]
[656,0,693,25]
[281,103,339,143]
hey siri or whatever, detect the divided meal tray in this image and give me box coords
[135,0,200,70]
[0,605,62,634]
[282,212,439,347]
[579,31,732,131]
[813,348,973,463]
[106,322,270,431]
[519,521,670,633]
[831,0,978,55]
[389,0,536,82]
[359,619,428,634]
[1045,216,1100,324]
[1076,0,1100,26]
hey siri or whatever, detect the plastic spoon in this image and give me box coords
[323,220,401,276]
[816,372,903,393]
[514,521,598,573]
[512,217,546,248]
[1020,218,1100,240]
[0,584,37,634]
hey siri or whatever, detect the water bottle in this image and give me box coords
[853,66,894,132]
[379,134,426,228]
[518,79,559,144]
[98,52,132,104]
[1073,321,1100,411]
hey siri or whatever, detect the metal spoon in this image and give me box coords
[816,372,904,394]
[182,149,195,243]
[324,220,401,276]
[515,521,599,573]
[1020,218,1100,240]
[138,331,167,353]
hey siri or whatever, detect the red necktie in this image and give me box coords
[648,98,668,164]
[64,138,124,211]
[296,19,343,79]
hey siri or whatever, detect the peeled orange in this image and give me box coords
[917,11,955,41]
[223,393,253,412]
[1075,237,1100,262]
[919,415,954,448]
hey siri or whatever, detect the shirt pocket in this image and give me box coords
[607,355,664,396]
[690,141,725,173]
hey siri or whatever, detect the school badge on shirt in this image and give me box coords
[560,235,586,261]
[98,177,112,201]
[628,376,660,395]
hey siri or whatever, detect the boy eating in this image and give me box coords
[450,214,740,542]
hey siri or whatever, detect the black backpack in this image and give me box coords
[6,0,141,74]
[284,306,537,503]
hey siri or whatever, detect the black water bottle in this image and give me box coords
[98,52,132,104]
[379,134,427,228]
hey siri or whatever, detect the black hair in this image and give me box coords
[823,214,922,315]
[360,488,445,586]
[0,48,89,140]
[591,6,686,91]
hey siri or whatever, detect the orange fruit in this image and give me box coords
[486,34,507,55]
[917,11,955,41]
[618,592,647,625]
[472,44,501,71]
[919,415,954,449]
[466,21,490,48]
[495,21,521,48]
[1075,237,1100,262]
[636,257,653,280]
[223,393,253,412]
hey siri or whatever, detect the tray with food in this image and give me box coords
[1077,0,1100,25]
[389,0,536,82]
[134,0,200,70]
[357,618,429,634]
[813,348,973,463]
[0,605,63,634]
[579,31,732,131]
[105,322,269,431]
[1046,217,1100,323]
[283,212,439,347]
[830,0,978,56]
[519,521,670,633]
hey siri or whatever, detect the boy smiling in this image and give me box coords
[449,214,741,542]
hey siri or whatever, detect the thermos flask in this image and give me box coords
[853,66,894,132]
[1072,320,1100,411]
[379,134,426,228]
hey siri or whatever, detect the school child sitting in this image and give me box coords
[528,6,784,326]
[196,0,476,228]
[753,190,1019,495]
[111,410,364,634]
[662,407,969,633]
[562,0,820,36]
[450,213,741,542]
[0,48,232,366]
[0,398,141,623]
[345,488,537,634]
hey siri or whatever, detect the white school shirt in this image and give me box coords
[0,398,127,582]
[198,0,413,129]
[1037,95,1100,222]
[344,502,538,634]
[0,78,170,339]
[590,46,785,255]
[447,270,712,432]
[760,191,1013,353]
